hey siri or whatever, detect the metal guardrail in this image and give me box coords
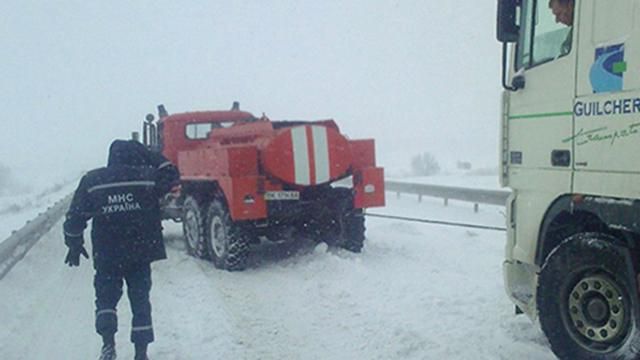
[0,194,72,280]
[385,180,510,211]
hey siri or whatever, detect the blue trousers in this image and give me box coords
[94,262,154,344]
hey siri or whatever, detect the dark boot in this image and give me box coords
[134,342,148,360]
[98,343,117,360]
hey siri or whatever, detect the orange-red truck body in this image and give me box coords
[160,110,385,220]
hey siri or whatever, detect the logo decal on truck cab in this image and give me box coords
[562,123,640,146]
[590,43,626,93]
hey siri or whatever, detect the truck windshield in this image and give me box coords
[185,123,214,140]
[185,121,235,140]
[517,0,573,70]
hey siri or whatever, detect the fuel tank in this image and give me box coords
[261,125,353,186]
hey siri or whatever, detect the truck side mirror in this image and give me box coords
[511,74,526,90]
[497,0,519,43]
[143,113,157,148]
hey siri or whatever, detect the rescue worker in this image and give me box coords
[63,139,179,360]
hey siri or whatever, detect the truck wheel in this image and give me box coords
[538,232,640,360]
[336,208,366,252]
[204,199,249,271]
[182,196,209,259]
[320,188,366,252]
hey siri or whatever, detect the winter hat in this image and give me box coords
[107,139,151,167]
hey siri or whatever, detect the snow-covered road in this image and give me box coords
[0,194,555,359]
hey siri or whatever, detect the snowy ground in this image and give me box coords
[0,181,555,360]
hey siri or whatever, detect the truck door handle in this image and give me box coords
[551,150,571,167]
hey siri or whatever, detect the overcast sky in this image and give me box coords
[0,1,501,184]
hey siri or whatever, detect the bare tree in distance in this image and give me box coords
[410,152,441,176]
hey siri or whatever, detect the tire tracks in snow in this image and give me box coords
[155,232,305,359]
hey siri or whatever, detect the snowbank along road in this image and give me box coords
[0,194,555,359]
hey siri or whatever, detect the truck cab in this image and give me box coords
[497,1,640,359]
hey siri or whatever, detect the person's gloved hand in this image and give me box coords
[64,245,89,267]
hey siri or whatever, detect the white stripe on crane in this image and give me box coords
[312,126,330,183]
[291,127,310,185]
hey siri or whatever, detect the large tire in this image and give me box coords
[204,199,249,271]
[182,195,209,259]
[319,188,366,253]
[338,208,366,252]
[538,232,640,360]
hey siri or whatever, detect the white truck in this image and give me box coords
[497,0,640,359]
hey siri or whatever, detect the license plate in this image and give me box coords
[265,191,300,201]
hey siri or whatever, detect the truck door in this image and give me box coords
[572,0,640,198]
[503,0,576,262]
[508,0,576,176]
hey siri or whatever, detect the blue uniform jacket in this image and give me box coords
[64,140,180,270]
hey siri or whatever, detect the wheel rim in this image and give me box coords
[210,215,227,258]
[184,209,199,250]
[566,273,629,351]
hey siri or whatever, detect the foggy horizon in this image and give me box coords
[0,1,502,185]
